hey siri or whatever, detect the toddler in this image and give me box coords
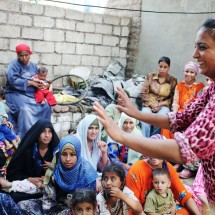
[0,87,18,149]
[31,67,57,106]
[144,168,176,215]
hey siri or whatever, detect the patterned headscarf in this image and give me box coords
[183,61,199,74]
[76,115,102,170]
[46,135,98,192]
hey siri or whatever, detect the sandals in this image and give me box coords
[179,169,196,179]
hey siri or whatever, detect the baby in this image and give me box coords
[31,67,57,106]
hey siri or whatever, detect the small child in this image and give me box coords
[144,168,176,215]
[31,67,57,106]
[68,188,97,215]
[0,87,18,149]
[97,162,143,215]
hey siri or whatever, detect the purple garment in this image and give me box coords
[5,60,51,138]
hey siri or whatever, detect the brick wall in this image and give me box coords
[0,0,135,136]
[0,0,132,85]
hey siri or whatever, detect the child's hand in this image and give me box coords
[109,187,124,199]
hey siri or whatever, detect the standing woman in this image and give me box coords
[141,56,177,137]
[5,44,51,139]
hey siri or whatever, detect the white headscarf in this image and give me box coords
[76,114,102,170]
[109,113,143,164]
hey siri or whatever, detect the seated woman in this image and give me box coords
[5,44,51,139]
[141,56,177,137]
[76,114,109,172]
[107,113,142,172]
[162,61,204,139]
[162,61,204,178]
[18,135,98,215]
[125,134,200,215]
[0,119,59,203]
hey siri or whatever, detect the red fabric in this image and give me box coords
[16,44,32,54]
[120,145,126,162]
[34,89,57,106]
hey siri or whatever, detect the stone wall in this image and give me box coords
[0,0,132,85]
[104,0,142,78]
[0,0,133,137]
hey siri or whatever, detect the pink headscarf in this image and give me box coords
[183,61,199,74]
[16,44,32,54]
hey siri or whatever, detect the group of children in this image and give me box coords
[65,163,174,215]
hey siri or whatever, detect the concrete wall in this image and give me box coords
[0,0,131,86]
[135,0,215,82]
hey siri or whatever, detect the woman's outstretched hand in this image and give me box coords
[115,87,140,119]
[93,102,122,143]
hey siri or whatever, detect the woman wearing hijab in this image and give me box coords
[5,44,51,139]
[161,61,204,178]
[0,119,59,203]
[18,135,98,215]
[76,114,109,172]
[107,113,142,171]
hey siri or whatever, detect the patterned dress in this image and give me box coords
[168,82,215,203]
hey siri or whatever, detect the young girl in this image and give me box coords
[97,163,143,215]
[68,189,97,215]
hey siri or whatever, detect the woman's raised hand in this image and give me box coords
[115,87,139,119]
[93,102,123,143]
